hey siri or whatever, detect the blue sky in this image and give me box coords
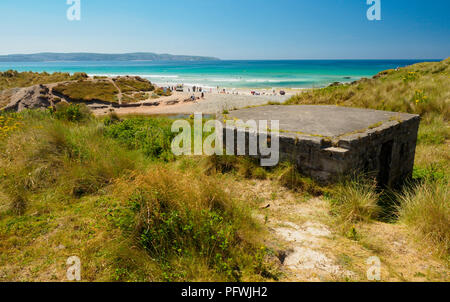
[0,0,448,59]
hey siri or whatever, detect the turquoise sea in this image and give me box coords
[0,60,438,89]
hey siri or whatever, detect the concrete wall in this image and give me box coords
[223,115,420,187]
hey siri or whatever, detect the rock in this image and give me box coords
[328,81,342,87]
[142,102,160,107]
[3,85,51,112]
[165,100,180,106]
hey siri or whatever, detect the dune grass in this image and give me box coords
[52,80,119,103]
[0,70,88,91]
[113,77,154,93]
[285,58,450,121]
[109,167,273,281]
[397,180,449,258]
[0,109,276,281]
[329,178,381,229]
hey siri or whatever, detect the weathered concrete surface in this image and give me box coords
[225,105,408,137]
[222,105,420,187]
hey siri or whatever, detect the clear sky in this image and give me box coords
[0,0,448,59]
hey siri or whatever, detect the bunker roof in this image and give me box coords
[225,105,418,139]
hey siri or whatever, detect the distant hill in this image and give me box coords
[0,52,220,62]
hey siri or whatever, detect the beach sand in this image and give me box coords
[92,88,295,116]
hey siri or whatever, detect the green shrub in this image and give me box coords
[413,164,447,183]
[104,117,176,161]
[103,111,121,126]
[53,103,92,122]
[155,88,172,97]
[110,167,268,281]
[277,163,323,196]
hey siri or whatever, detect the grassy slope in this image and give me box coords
[0,70,88,91]
[0,71,88,108]
[0,110,275,282]
[0,71,157,106]
[52,80,120,104]
[286,58,449,120]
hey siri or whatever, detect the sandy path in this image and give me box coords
[235,179,449,282]
[109,78,123,104]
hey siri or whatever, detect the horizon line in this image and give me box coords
[0,52,446,62]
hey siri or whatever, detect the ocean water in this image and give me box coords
[0,60,436,89]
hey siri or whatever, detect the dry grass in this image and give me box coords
[113,77,154,93]
[329,178,381,228]
[52,80,119,103]
[397,180,449,258]
[0,70,87,91]
[0,111,275,281]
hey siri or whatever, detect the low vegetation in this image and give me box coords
[285,58,450,121]
[397,180,449,258]
[103,117,176,161]
[0,70,88,91]
[154,87,172,97]
[113,77,154,93]
[329,178,381,229]
[0,109,275,281]
[52,80,119,103]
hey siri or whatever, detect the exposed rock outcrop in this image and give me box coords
[2,85,54,112]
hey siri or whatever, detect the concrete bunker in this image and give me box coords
[221,105,420,187]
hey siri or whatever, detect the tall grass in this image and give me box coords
[0,110,276,281]
[397,180,449,258]
[0,110,143,210]
[330,177,381,227]
[276,163,323,196]
[109,167,271,281]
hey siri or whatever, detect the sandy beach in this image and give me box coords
[92,87,295,116]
